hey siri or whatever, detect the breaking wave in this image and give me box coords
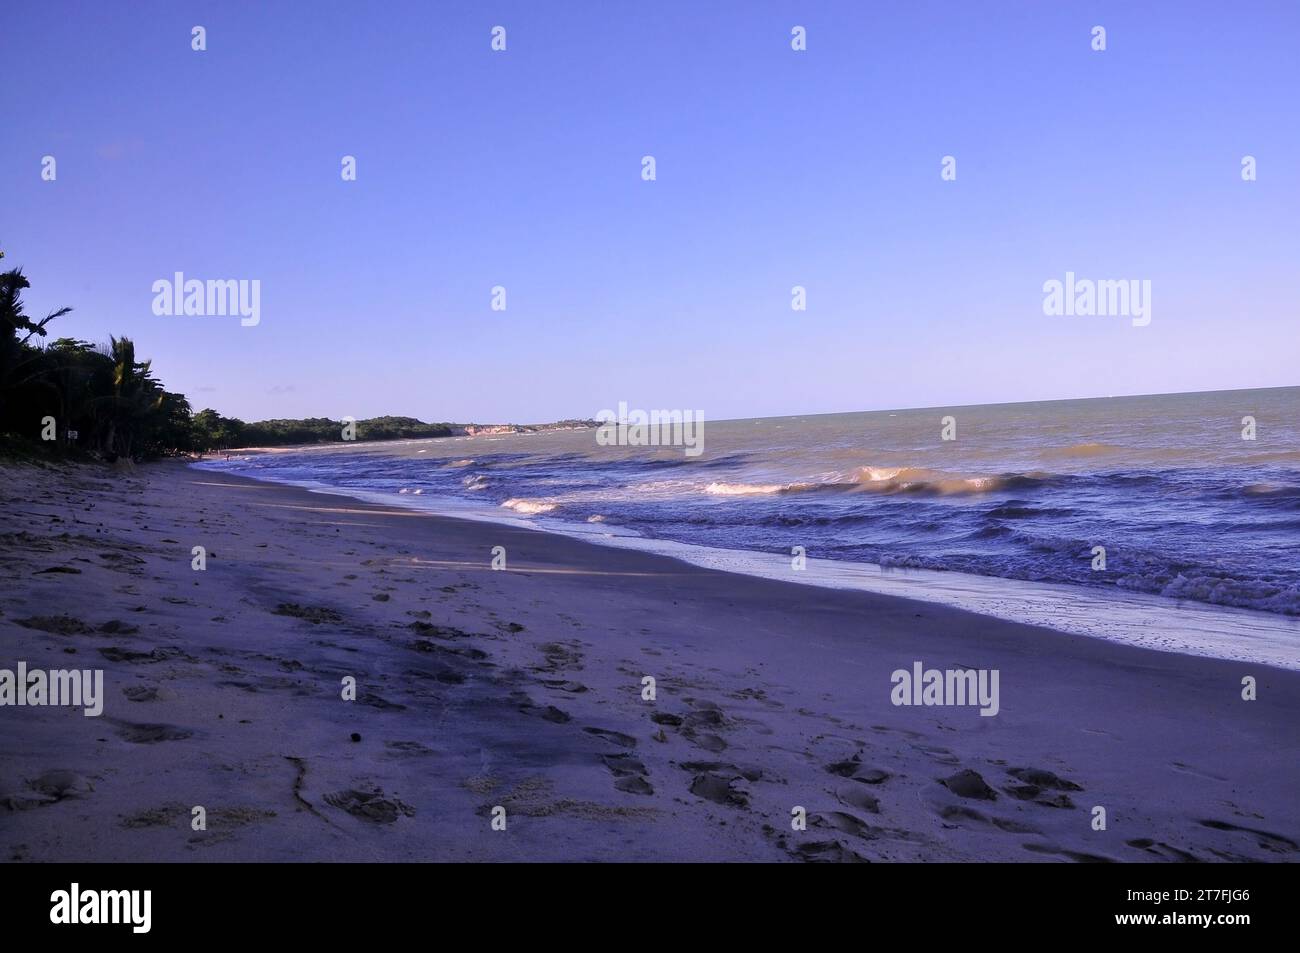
[501,498,557,515]
[702,467,1058,498]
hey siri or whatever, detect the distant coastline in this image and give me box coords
[201,414,600,454]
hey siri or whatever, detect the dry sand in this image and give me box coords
[1,460,1297,862]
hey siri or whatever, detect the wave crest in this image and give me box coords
[847,466,1053,495]
[501,498,557,515]
[701,467,1056,498]
[704,481,791,496]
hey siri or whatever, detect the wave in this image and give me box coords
[501,498,557,515]
[858,470,1048,495]
[1241,483,1300,499]
[704,481,796,496]
[839,466,1060,495]
[845,467,1053,495]
[1124,573,1300,616]
[984,502,1075,519]
[701,467,1058,499]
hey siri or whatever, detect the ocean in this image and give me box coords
[195,386,1300,667]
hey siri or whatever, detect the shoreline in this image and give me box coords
[2,460,1297,861]
[192,460,1300,672]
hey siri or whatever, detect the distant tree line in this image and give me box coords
[188,411,455,451]
[0,263,560,459]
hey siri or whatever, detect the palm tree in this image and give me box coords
[0,267,73,414]
[97,336,163,459]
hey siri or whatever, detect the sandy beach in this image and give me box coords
[2,460,1297,863]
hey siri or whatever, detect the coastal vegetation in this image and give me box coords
[0,262,586,460]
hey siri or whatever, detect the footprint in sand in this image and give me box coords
[582,727,638,749]
[1006,766,1083,791]
[535,642,584,673]
[1198,819,1299,854]
[98,620,140,634]
[539,678,588,694]
[323,787,415,824]
[932,803,1041,834]
[273,603,343,625]
[682,708,726,731]
[688,773,749,808]
[358,692,406,711]
[791,839,870,863]
[15,614,93,635]
[911,743,961,765]
[98,552,146,572]
[678,760,763,782]
[688,733,728,753]
[681,700,731,752]
[811,810,876,840]
[601,754,654,795]
[1126,838,1201,862]
[25,770,94,804]
[514,695,572,724]
[410,640,489,662]
[99,647,161,663]
[113,721,194,744]
[407,621,476,640]
[940,769,998,801]
[824,754,891,785]
[1002,766,1082,809]
[835,785,881,814]
[1021,842,1116,863]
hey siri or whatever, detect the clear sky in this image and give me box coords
[4,1,1297,423]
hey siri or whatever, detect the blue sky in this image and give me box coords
[4,1,1297,423]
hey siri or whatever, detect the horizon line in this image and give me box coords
[210,381,1298,430]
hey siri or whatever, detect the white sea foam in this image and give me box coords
[704,481,788,496]
[501,498,557,515]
